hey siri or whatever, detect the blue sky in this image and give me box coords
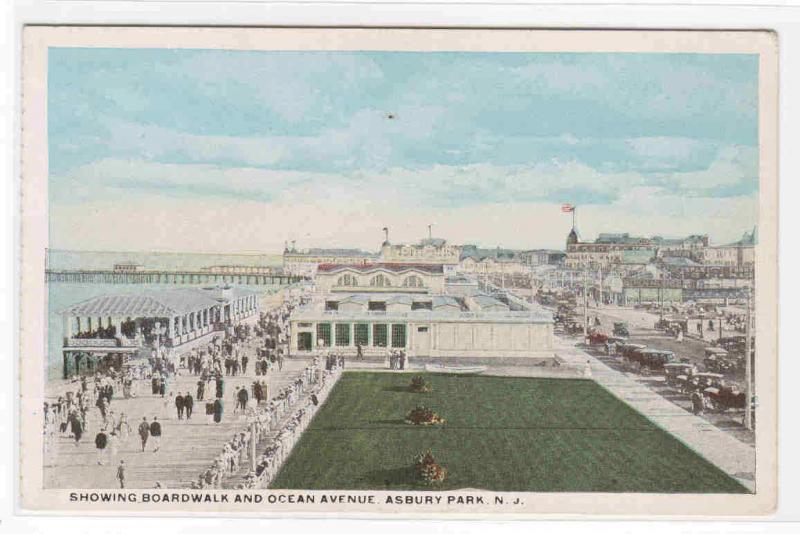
[48,48,759,252]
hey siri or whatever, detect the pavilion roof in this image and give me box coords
[60,288,227,317]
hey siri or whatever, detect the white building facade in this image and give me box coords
[290,263,554,360]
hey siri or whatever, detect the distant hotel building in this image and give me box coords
[282,243,378,276]
[459,247,527,275]
[379,235,462,267]
[559,226,755,305]
[565,229,710,271]
[700,228,756,268]
[289,262,554,360]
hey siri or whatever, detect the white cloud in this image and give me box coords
[49,156,758,252]
[106,121,288,167]
[666,145,758,191]
[626,136,707,161]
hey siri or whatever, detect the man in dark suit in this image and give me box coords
[236,386,249,413]
[184,392,194,420]
[149,417,162,452]
[175,393,185,420]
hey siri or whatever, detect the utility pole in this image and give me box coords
[583,268,589,341]
[598,266,603,307]
[745,284,753,430]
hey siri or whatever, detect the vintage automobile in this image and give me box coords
[628,348,677,375]
[587,331,609,346]
[565,322,584,336]
[619,343,647,360]
[663,362,697,390]
[654,317,671,330]
[712,336,754,355]
[684,372,725,394]
[703,383,749,412]
[612,321,630,338]
[703,346,740,373]
[655,316,687,335]
[603,336,627,355]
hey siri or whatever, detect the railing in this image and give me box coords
[65,338,119,348]
[296,308,553,322]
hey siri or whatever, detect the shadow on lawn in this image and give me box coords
[381,385,416,393]
[359,465,418,489]
[371,418,407,425]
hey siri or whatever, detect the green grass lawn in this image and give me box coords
[271,372,748,493]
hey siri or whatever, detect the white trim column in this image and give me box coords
[62,315,73,342]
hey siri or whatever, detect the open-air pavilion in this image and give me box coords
[59,286,260,378]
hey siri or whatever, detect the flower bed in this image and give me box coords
[404,405,445,426]
[408,375,431,393]
[413,449,447,484]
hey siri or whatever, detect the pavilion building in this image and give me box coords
[59,286,259,378]
[289,263,554,361]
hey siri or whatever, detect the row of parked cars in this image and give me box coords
[587,330,750,413]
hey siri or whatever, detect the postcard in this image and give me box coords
[18,26,778,516]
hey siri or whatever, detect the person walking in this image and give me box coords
[215,375,224,399]
[691,390,705,415]
[237,386,249,414]
[95,427,108,465]
[138,416,150,452]
[107,429,119,463]
[69,411,83,446]
[213,398,223,424]
[175,393,185,420]
[116,460,126,489]
[184,392,194,420]
[197,379,205,401]
[149,417,162,452]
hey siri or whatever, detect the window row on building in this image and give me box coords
[296,322,408,351]
[336,273,425,288]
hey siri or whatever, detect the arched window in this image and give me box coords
[370,274,391,287]
[403,275,424,288]
[337,274,358,286]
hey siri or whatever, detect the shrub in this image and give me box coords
[409,375,431,393]
[413,449,447,484]
[405,405,445,426]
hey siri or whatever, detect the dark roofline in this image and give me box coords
[317,262,444,274]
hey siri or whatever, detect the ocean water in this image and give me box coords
[47,249,283,271]
[46,250,284,380]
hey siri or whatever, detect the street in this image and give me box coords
[567,303,755,445]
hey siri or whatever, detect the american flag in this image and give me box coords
[561,204,575,213]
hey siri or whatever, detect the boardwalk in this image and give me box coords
[46,269,304,286]
[44,353,313,489]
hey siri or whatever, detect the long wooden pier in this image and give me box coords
[46,269,305,286]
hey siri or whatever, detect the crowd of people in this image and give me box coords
[240,359,343,489]
[192,355,332,489]
[44,292,302,489]
[388,349,407,370]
